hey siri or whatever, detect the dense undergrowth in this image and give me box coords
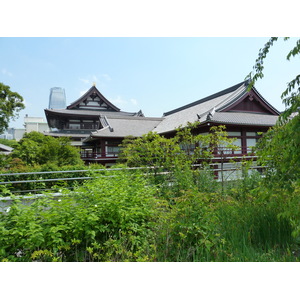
[0,166,299,262]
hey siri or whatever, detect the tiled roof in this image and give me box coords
[0,144,13,152]
[87,116,163,139]
[45,108,140,117]
[155,80,280,134]
[44,132,90,138]
[155,81,248,134]
[206,112,278,126]
[163,81,247,116]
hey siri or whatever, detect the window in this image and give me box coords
[69,123,80,129]
[246,132,258,136]
[217,139,242,155]
[105,140,122,157]
[227,131,241,136]
[180,143,196,155]
[106,146,120,156]
[232,138,242,154]
[246,138,257,153]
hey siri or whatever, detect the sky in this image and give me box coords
[1,37,299,129]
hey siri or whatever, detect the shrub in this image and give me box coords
[0,169,163,261]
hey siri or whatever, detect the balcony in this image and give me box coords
[80,146,256,164]
[213,146,255,157]
[81,151,119,161]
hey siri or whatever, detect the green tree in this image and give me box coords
[119,131,182,169]
[256,117,300,184]
[10,132,83,167]
[0,83,25,133]
[246,37,300,184]
[247,37,300,122]
[119,123,236,169]
[118,124,236,196]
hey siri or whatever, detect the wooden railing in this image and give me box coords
[81,151,119,159]
[80,147,257,161]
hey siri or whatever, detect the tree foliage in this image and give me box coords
[246,37,300,185]
[257,112,300,185]
[9,132,83,167]
[0,83,25,133]
[247,37,300,122]
[119,123,236,169]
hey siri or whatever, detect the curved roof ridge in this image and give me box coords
[214,82,248,112]
[252,86,281,115]
[163,80,248,117]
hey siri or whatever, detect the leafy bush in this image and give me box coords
[9,132,83,167]
[0,169,164,261]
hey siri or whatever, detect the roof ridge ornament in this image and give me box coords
[99,115,114,132]
[206,107,216,121]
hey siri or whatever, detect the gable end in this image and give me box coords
[220,89,280,115]
[67,86,120,112]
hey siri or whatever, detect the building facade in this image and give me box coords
[4,116,49,141]
[49,87,66,109]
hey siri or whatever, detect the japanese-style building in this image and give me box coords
[44,80,280,168]
[44,84,163,165]
[155,80,279,151]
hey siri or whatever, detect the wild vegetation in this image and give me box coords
[0,37,300,261]
[0,160,298,262]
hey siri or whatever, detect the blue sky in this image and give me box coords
[1,37,299,129]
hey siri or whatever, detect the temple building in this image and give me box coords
[44,85,163,163]
[155,80,279,151]
[44,80,280,167]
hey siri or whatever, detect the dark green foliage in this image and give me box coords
[0,83,25,134]
[0,138,18,148]
[9,132,83,167]
[256,114,300,186]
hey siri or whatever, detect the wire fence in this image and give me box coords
[0,162,266,197]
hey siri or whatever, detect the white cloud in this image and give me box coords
[111,95,127,105]
[111,96,139,110]
[79,78,89,84]
[1,68,13,77]
[79,74,111,86]
[130,98,138,105]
